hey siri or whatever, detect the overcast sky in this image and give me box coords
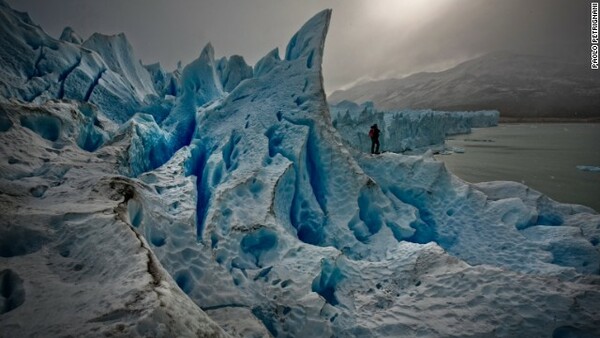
[6,0,591,93]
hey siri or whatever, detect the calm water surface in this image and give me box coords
[435,123,600,211]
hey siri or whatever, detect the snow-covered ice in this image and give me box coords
[0,1,599,337]
[0,0,172,124]
[0,101,227,337]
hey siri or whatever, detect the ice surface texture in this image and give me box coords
[0,101,228,337]
[0,0,168,124]
[1,1,599,337]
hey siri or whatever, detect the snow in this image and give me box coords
[1,2,599,337]
[330,100,499,153]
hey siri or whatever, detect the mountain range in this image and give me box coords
[329,52,600,118]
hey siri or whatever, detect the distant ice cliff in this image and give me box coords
[330,100,499,153]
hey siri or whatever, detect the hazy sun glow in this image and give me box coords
[365,0,454,27]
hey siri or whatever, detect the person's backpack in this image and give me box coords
[369,128,374,138]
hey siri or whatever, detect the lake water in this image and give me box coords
[435,123,600,212]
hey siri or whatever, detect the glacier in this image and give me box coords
[0,1,599,337]
[330,100,499,153]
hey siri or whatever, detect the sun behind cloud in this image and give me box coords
[363,0,455,29]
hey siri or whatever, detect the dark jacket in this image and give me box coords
[369,125,380,140]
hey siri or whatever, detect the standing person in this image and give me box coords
[369,124,380,154]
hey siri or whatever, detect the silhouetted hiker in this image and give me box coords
[369,124,380,154]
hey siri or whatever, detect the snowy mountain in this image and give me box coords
[328,52,600,118]
[1,1,599,337]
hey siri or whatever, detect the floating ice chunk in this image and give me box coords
[576,165,600,173]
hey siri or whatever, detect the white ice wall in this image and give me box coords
[330,100,499,153]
